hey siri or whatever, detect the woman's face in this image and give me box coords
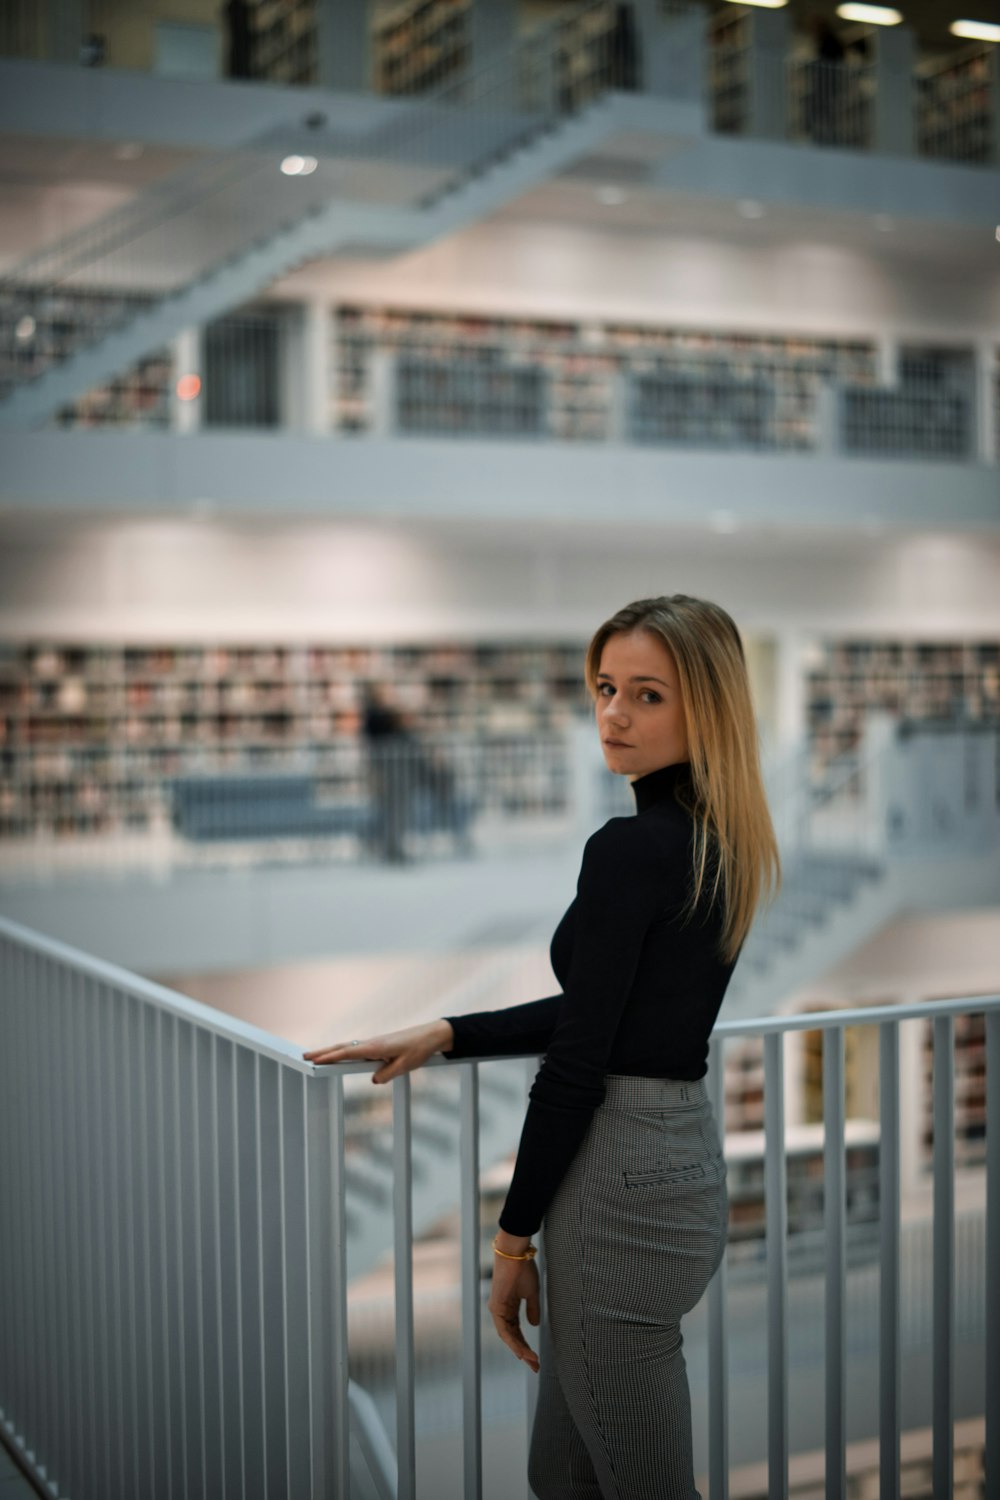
[595,629,690,780]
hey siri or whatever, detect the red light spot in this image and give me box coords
[176,374,202,402]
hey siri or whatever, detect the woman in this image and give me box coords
[304,594,780,1499]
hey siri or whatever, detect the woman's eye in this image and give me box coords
[642,691,662,704]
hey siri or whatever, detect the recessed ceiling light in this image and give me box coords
[950,19,1000,42]
[596,185,627,205]
[15,316,35,340]
[280,155,318,176]
[738,199,765,218]
[874,213,894,231]
[836,4,902,24]
[726,0,788,7]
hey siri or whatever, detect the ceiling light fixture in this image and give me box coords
[15,316,36,341]
[836,4,902,24]
[950,19,1000,42]
[280,155,318,176]
[724,0,788,8]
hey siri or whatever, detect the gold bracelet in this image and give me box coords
[492,1234,537,1261]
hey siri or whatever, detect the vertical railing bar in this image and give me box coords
[10,944,30,1466]
[210,1034,227,1500]
[823,1026,846,1500]
[77,969,99,1496]
[35,952,60,1484]
[24,947,41,1465]
[156,1008,174,1500]
[233,1043,248,1500]
[986,1009,1000,1500]
[172,1014,190,1500]
[878,1022,901,1500]
[706,1040,730,1500]
[254,1052,267,1498]
[932,1013,955,1500]
[459,1064,483,1500]
[394,1073,417,1500]
[93,976,115,1499]
[0,942,12,1455]
[764,1031,788,1500]
[192,1023,208,1500]
[104,989,127,1498]
[123,995,143,1500]
[329,1074,351,1500]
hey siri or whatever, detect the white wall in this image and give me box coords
[277,219,1000,344]
[1,517,998,643]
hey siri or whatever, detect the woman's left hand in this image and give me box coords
[488,1253,540,1374]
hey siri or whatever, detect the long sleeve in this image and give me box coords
[441,995,560,1060]
[497,818,678,1236]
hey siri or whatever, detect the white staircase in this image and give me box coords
[0,14,701,430]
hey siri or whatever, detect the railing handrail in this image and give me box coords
[3,913,997,1080]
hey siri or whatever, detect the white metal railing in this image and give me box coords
[0,914,996,1498]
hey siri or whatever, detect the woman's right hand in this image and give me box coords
[303,1018,455,1085]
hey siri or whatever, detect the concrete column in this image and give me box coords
[746,8,790,141]
[774,628,808,753]
[302,299,331,435]
[171,328,201,433]
[975,339,998,464]
[369,347,396,436]
[871,24,916,155]
[632,0,707,110]
[316,0,370,92]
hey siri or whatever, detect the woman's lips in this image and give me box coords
[604,739,633,747]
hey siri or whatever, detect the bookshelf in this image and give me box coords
[0,640,590,841]
[549,0,618,113]
[373,0,470,96]
[805,639,1000,769]
[920,1006,987,1171]
[724,1120,881,1265]
[840,385,973,459]
[917,44,997,166]
[0,286,173,427]
[331,304,878,450]
[251,0,318,86]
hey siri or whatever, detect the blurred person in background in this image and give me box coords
[309,595,780,1498]
[362,681,411,864]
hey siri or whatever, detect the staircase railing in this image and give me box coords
[0,0,642,409]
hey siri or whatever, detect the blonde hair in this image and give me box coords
[585,594,780,962]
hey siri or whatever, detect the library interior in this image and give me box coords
[0,0,998,1497]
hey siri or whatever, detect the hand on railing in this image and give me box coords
[302,1018,455,1083]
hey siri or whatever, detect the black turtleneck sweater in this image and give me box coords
[441,760,739,1237]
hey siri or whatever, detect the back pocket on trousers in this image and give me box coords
[624,1162,707,1187]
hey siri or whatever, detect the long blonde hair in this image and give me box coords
[585,594,780,962]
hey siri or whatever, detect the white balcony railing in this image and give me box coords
[0,913,997,1498]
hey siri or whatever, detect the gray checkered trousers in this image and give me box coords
[527,1074,728,1500]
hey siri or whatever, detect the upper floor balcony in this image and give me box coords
[1,0,998,171]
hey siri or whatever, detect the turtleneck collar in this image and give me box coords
[630,760,691,814]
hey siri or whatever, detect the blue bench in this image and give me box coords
[169,775,371,843]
